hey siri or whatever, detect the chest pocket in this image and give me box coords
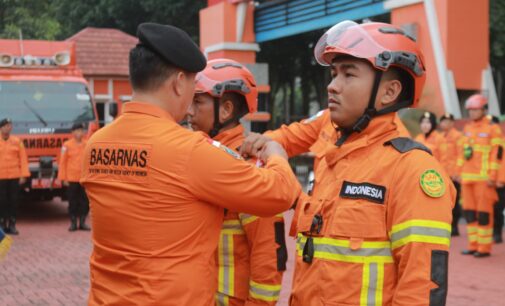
[328,200,388,239]
[296,198,325,234]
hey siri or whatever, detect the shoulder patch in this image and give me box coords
[385,137,432,155]
[302,110,324,124]
[208,139,243,160]
[420,169,445,198]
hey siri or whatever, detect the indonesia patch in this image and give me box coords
[340,181,386,204]
[302,110,324,124]
[420,169,445,198]
[208,139,243,160]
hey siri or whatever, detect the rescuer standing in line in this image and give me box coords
[0,118,29,235]
[439,113,463,236]
[58,122,90,231]
[242,21,455,305]
[458,94,502,257]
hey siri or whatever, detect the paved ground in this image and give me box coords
[1,199,505,305]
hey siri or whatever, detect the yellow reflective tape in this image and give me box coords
[228,236,235,295]
[221,228,245,235]
[295,246,394,264]
[376,263,384,306]
[215,293,229,306]
[249,280,282,291]
[461,174,488,181]
[249,291,279,302]
[391,235,450,250]
[478,228,494,236]
[300,235,391,249]
[391,220,451,235]
[218,235,225,293]
[223,220,240,226]
[477,237,493,244]
[296,235,394,264]
[473,145,491,152]
[360,262,370,306]
[490,162,500,170]
[491,138,502,145]
[239,213,258,226]
[467,227,478,234]
[222,219,245,235]
[469,236,478,242]
[249,280,281,302]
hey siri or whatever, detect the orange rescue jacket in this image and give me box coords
[58,138,87,183]
[457,117,502,183]
[214,125,286,305]
[0,135,30,179]
[440,128,463,178]
[80,102,300,306]
[414,130,447,165]
[290,114,455,306]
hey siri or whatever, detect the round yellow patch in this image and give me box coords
[420,169,445,198]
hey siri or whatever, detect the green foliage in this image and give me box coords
[491,0,505,62]
[0,0,61,40]
[52,0,206,40]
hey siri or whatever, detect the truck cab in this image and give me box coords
[0,39,99,200]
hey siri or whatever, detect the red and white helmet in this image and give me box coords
[195,58,258,113]
[314,20,426,108]
[465,94,487,110]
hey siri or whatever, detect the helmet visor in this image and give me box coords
[314,20,388,66]
[195,73,250,97]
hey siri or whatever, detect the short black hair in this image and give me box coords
[71,122,84,131]
[220,92,249,120]
[129,45,177,91]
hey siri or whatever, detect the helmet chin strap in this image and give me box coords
[209,98,241,138]
[334,69,413,147]
[335,70,382,147]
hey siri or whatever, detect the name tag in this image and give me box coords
[340,181,386,204]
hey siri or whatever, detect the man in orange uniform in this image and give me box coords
[80,23,300,306]
[58,122,90,232]
[242,21,455,305]
[415,111,446,163]
[496,135,505,243]
[439,113,463,236]
[458,94,502,257]
[187,58,287,306]
[0,118,29,235]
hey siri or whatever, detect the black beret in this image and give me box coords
[439,113,454,121]
[0,118,12,128]
[71,122,85,131]
[137,23,206,73]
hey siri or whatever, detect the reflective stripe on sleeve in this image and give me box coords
[390,220,451,249]
[249,280,281,302]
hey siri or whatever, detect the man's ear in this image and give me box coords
[172,71,186,97]
[378,79,402,108]
[219,99,234,122]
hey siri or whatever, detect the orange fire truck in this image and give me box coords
[0,39,101,200]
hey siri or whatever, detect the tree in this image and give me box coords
[490,0,505,111]
[52,0,205,40]
[0,0,61,40]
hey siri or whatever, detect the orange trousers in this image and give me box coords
[461,182,497,253]
[216,293,245,306]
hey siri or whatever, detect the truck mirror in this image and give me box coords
[109,102,118,118]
